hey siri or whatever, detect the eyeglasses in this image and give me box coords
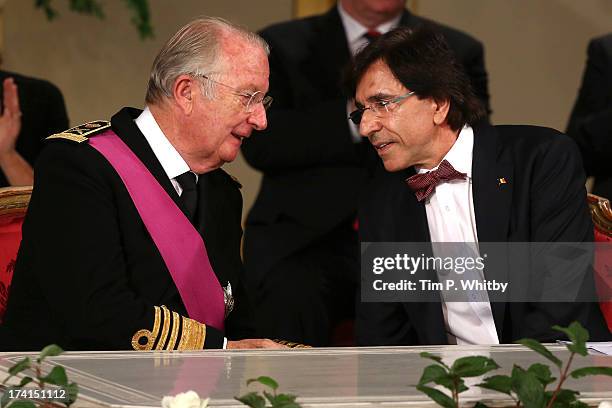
[348,91,415,125]
[197,74,273,113]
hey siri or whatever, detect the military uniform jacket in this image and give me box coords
[2,107,254,351]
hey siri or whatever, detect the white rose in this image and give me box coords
[598,401,612,408]
[161,391,209,408]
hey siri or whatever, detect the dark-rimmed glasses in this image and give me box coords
[197,74,273,113]
[348,91,415,125]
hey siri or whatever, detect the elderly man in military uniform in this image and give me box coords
[1,17,285,351]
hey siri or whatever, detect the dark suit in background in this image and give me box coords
[2,108,254,351]
[567,33,612,199]
[0,70,69,187]
[241,6,491,345]
[357,123,611,345]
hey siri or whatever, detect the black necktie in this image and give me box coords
[176,171,198,221]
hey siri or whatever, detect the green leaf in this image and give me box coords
[545,389,579,406]
[552,322,589,356]
[416,385,456,408]
[569,400,589,408]
[420,352,449,368]
[37,344,64,363]
[1,386,18,408]
[571,366,612,378]
[35,0,58,20]
[272,393,297,404]
[122,0,154,39]
[6,402,37,408]
[419,364,449,385]
[511,367,545,408]
[247,375,279,391]
[517,338,562,368]
[64,382,79,406]
[18,376,33,387]
[451,356,499,377]
[263,391,300,407]
[235,392,266,408]
[477,375,513,395]
[417,364,465,393]
[7,357,31,377]
[69,0,105,18]
[41,366,68,386]
[527,363,556,386]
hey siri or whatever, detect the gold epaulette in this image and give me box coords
[273,339,312,348]
[46,120,111,143]
[132,305,207,351]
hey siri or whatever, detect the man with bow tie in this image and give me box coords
[242,0,490,347]
[349,26,611,345]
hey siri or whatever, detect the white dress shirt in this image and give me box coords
[134,107,196,194]
[134,107,227,349]
[338,2,401,142]
[417,126,499,345]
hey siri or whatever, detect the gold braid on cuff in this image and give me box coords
[131,305,207,351]
[273,339,312,348]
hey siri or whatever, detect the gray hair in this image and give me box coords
[145,16,269,105]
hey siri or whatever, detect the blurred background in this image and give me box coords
[2,0,610,218]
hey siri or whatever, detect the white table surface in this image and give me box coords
[1,345,611,407]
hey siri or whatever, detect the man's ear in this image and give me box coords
[432,98,451,126]
[173,74,196,115]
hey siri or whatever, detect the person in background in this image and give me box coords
[241,0,491,346]
[566,33,612,200]
[0,71,69,186]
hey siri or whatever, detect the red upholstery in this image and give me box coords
[588,194,612,332]
[0,187,31,322]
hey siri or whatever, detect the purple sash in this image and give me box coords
[89,130,225,330]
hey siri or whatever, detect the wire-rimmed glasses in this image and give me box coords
[198,74,273,113]
[348,91,415,125]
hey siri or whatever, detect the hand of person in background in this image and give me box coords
[0,77,33,186]
[227,338,289,349]
[0,78,21,158]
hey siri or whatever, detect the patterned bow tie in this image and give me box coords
[405,160,467,202]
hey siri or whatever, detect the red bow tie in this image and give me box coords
[405,160,467,202]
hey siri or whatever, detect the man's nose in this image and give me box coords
[359,110,382,137]
[248,104,267,130]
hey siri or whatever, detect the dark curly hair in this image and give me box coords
[345,26,485,131]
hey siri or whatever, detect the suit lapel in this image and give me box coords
[110,107,184,213]
[471,124,513,337]
[308,7,352,94]
[472,124,513,242]
[399,9,417,28]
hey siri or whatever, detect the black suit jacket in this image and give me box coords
[2,108,254,351]
[357,124,611,345]
[566,33,612,200]
[241,7,490,287]
[0,70,69,187]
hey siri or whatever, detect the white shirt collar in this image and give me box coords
[337,2,401,56]
[134,106,192,181]
[417,125,474,178]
